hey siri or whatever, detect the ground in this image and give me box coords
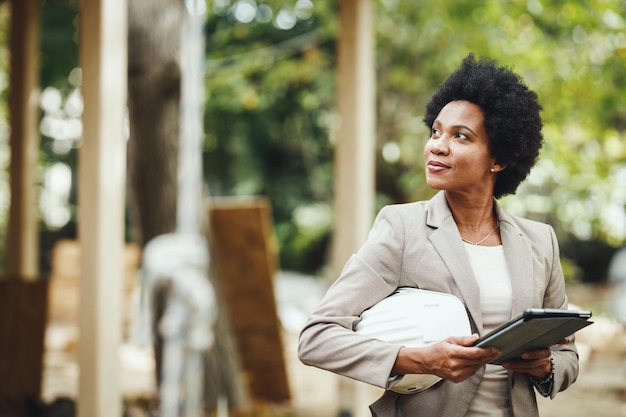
[42,280,626,417]
[537,349,626,417]
[535,283,626,417]
[285,324,626,417]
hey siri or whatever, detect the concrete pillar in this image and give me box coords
[334,1,376,416]
[77,1,128,416]
[333,0,376,271]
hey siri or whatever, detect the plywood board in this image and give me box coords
[209,197,290,403]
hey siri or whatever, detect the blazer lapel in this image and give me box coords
[424,193,536,331]
[426,192,484,332]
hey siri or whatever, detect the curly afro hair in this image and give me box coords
[423,53,543,198]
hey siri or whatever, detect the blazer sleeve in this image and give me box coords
[541,225,580,399]
[297,206,407,388]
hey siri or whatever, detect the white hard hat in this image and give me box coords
[355,287,471,394]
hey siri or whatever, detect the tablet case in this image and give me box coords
[474,308,593,365]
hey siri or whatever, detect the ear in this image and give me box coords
[490,163,507,173]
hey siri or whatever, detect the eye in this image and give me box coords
[455,132,469,140]
[431,128,441,137]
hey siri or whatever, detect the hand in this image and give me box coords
[501,348,552,379]
[392,334,501,383]
[500,338,567,379]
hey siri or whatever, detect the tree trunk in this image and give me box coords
[126,0,248,412]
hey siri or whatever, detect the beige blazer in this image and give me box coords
[298,191,579,417]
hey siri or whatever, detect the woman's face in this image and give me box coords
[424,100,499,196]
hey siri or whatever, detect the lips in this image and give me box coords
[427,160,450,172]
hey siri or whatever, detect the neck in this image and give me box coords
[444,191,496,231]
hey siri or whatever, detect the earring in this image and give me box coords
[490,168,495,173]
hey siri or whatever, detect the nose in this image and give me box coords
[427,136,449,156]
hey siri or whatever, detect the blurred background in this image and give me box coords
[0,0,624,416]
[23,0,626,282]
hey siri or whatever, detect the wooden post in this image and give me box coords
[77,1,128,417]
[6,0,40,281]
[0,2,47,414]
[334,1,376,416]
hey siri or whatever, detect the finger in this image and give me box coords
[502,358,543,369]
[447,333,480,346]
[453,346,501,364]
[439,337,501,365]
[502,357,551,376]
[436,359,492,382]
[520,348,551,360]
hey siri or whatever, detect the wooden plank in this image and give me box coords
[0,280,48,416]
[209,198,290,403]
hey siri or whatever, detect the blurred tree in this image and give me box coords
[127,0,182,399]
[36,0,81,276]
[371,0,626,279]
[203,0,338,273]
[202,0,626,281]
[20,0,626,283]
[127,0,248,412]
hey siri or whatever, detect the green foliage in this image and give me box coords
[203,0,337,272]
[203,0,626,278]
[375,1,626,238]
[13,0,624,278]
[40,0,80,90]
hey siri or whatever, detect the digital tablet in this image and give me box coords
[474,308,593,365]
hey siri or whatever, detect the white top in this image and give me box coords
[463,243,513,417]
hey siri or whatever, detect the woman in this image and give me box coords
[298,54,579,416]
